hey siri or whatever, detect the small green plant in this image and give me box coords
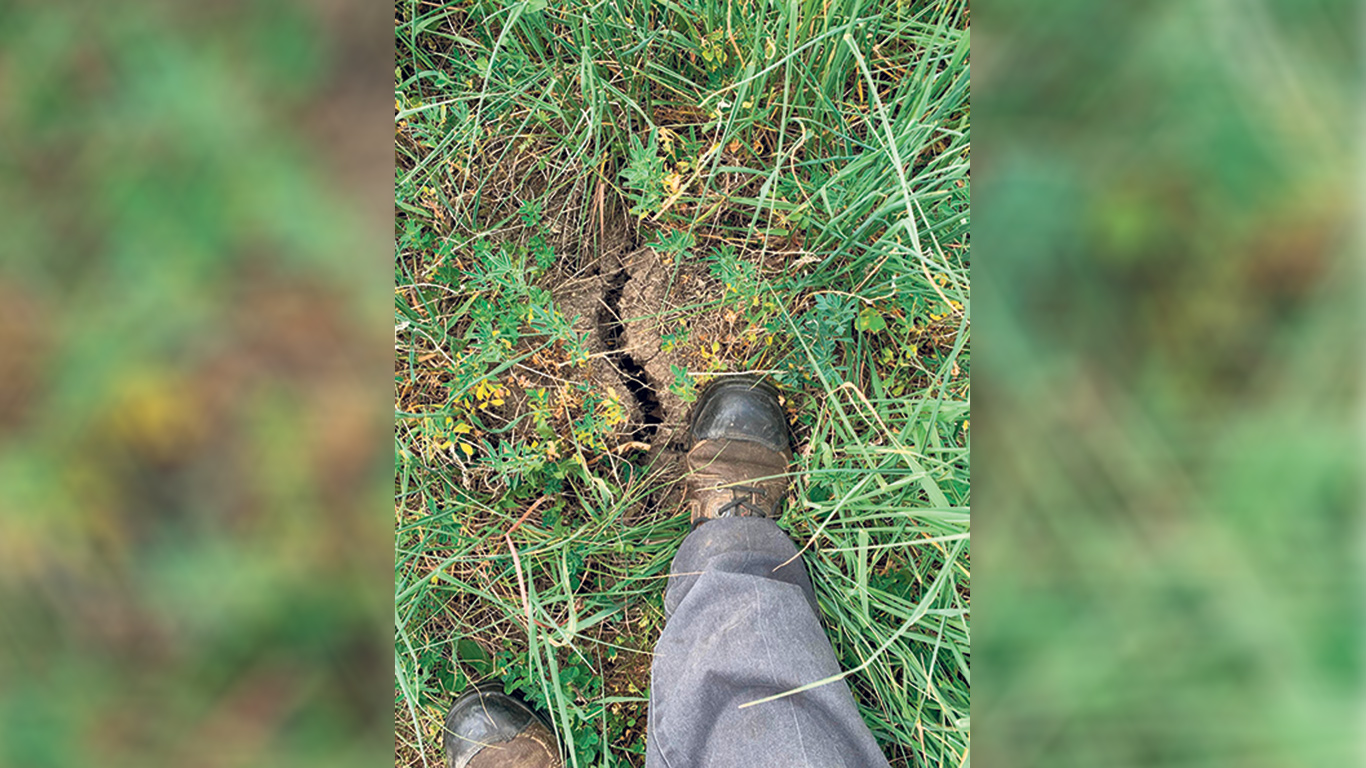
[669,364,697,402]
[571,387,628,454]
[706,244,760,304]
[647,228,695,261]
[621,130,668,217]
[772,293,857,387]
[661,326,689,353]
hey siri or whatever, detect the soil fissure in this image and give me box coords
[597,267,663,444]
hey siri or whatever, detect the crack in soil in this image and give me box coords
[597,267,663,444]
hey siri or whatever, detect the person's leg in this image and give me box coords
[644,375,891,768]
[645,517,891,768]
[443,376,890,768]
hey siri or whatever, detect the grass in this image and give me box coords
[393,0,970,765]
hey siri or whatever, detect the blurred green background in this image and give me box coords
[975,1,1361,766]
[6,0,1362,765]
[0,2,392,766]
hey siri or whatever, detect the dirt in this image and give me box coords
[436,158,741,513]
[413,139,738,467]
[615,247,676,439]
[551,235,732,466]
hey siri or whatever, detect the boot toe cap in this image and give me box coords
[689,376,790,454]
[444,688,540,768]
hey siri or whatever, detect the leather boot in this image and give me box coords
[683,375,792,527]
[444,687,561,768]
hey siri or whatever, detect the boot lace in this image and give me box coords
[715,484,770,517]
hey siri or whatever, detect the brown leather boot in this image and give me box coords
[444,687,561,768]
[683,375,793,527]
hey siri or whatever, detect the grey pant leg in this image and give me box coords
[644,517,891,768]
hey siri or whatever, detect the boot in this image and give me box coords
[444,686,561,768]
[683,375,793,527]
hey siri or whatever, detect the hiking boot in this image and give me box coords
[444,686,561,768]
[684,375,793,527]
